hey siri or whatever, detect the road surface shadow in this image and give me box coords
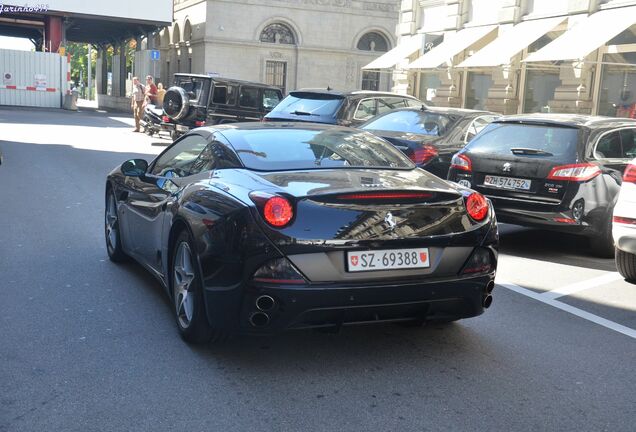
[498,224,616,272]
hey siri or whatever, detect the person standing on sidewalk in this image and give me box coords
[131,76,145,132]
[145,75,158,107]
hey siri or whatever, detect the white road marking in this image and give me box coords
[499,281,636,340]
[540,272,624,300]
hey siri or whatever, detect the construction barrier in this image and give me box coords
[0,48,68,108]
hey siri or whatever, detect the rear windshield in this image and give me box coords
[268,93,344,117]
[175,77,207,103]
[362,110,456,137]
[226,128,414,171]
[466,123,579,158]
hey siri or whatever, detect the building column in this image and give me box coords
[485,67,521,115]
[431,69,463,108]
[44,16,63,52]
[549,62,595,115]
[119,45,127,97]
[95,48,108,95]
[111,44,122,97]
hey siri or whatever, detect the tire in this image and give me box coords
[616,248,636,282]
[591,214,615,258]
[170,129,180,141]
[163,86,190,121]
[105,188,128,262]
[170,230,225,344]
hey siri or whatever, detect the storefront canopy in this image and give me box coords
[407,25,496,70]
[524,6,636,62]
[362,35,423,70]
[457,17,565,68]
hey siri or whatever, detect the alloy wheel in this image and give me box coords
[105,193,118,251]
[174,242,196,329]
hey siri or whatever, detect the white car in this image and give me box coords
[613,158,636,282]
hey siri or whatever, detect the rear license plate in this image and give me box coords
[176,125,189,132]
[483,175,531,190]
[347,248,430,272]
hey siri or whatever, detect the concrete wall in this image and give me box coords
[97,94,133,112]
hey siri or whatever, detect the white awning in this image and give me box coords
[362,35,424,70]
[524,6,636,62]
[407,25,496,70]
[457,17,566,68]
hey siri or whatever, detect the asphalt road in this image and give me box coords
[1,106,635,432]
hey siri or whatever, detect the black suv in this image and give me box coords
[163,74,284,139]
[264,89,424,127]
[447,114,636,256]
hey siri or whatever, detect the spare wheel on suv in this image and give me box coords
[163,86,190,121]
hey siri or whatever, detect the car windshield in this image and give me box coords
[465,123,579,158]
[268,93,344,117]
[362,110,455,136]
[226,128,415,171]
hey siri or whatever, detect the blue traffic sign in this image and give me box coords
[150,50,160,61]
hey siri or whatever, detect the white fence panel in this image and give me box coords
[0,49,64,108]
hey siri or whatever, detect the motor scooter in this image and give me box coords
[141,104,171,137]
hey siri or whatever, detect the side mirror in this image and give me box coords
[121,159,148,177]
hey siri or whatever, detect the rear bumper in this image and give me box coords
[203,272,495,334]
[486,196,608,236]
[613,187,636,253]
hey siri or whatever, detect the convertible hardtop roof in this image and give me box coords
[495,113,636,129]
[173,73,281,90]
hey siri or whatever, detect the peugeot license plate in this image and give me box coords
[483,175,531,190]
[347,248,430,272]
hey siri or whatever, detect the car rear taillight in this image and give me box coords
[624,163,636,183]
[409,145,438,165]
[252,258,306,284]
[195,120,206,127]
[465,192,489,221]
[613,216,636,225]
[264,197,293,227]
[547,163,601,182]
[250,192,294,228]
[451,154,472,172]
[162,115,170,123]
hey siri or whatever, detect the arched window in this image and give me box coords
[357,32,389,52]
[260,23,295,45]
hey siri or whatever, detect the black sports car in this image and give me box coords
[361,107,498,178]
[105,123,498,343]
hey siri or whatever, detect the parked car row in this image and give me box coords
[150,75,636,264]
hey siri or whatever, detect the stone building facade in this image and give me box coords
[375,0,636,117]
[151,0,401,93]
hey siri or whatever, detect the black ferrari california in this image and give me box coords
[105,123,498,343]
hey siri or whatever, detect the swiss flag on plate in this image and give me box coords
[350,255,359,266]
[420,252,428,263]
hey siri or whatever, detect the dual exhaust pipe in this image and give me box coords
[483,281,495,309]
[249,295,276,327]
